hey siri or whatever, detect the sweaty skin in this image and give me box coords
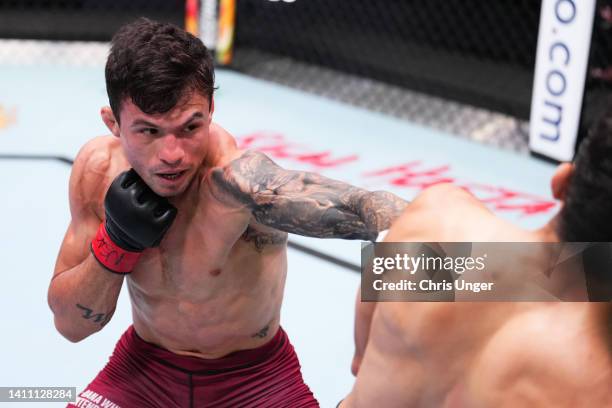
[50,94,407,359]
[342,184,612,407]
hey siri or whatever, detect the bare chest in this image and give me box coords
[128,195,288,298]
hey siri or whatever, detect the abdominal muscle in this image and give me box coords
[126,243,288,359]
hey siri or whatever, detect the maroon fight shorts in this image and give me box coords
[67,326,319,408]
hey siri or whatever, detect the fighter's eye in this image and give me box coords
[141,128,159,135]
[185,124,199,132]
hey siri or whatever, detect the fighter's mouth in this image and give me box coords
[157,170,187,180]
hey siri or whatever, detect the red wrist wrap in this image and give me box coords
[91,222,142,274]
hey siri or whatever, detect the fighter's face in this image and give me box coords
[118,93,213,197]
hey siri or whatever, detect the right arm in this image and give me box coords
[344,304,426,408]
[351,287,377,376]
[47,139,123,342]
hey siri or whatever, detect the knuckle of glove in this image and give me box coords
[105,169,177,249]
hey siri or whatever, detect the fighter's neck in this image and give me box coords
[167,167,207,210]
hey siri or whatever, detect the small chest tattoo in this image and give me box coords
[241,226,287,252]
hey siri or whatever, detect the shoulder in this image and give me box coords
[208,123,281,170]
[386,183,485,241]
[210,138,278,189]
[466,305,612,406]
[208,150,280,204]
[73,135,115,170]
[411,183,478,208]
[69,136,118,219]
[208,122,244,166]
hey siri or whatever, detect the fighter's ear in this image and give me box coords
[208,96,215,123]
[551,162,574,201]
[101,107,120,137]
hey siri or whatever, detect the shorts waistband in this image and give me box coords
[124,325,287,374]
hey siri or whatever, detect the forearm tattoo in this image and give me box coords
[211,151,408,241]
[76,303,113,327]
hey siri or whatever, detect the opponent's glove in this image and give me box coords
[91,169,177,273]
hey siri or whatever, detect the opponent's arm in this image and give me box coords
[211,151,408,241]
[352,287,377,376]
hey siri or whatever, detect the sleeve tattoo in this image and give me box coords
[211,150,408,241]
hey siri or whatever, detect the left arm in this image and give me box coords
[210,150,408,241]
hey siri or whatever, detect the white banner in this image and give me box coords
[201,0,219,50]
[529,0,596,162]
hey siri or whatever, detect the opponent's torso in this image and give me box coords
[349,302,535,408]
[346,184,611,407]
[96,131,289,358]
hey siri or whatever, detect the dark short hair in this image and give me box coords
[105,18,215,122]
[559,110,612,241]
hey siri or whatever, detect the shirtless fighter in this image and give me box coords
[342,112,612,406]
[47,18,407,408]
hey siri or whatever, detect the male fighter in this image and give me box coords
[47,18,407,407]
[342,113,612,407]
